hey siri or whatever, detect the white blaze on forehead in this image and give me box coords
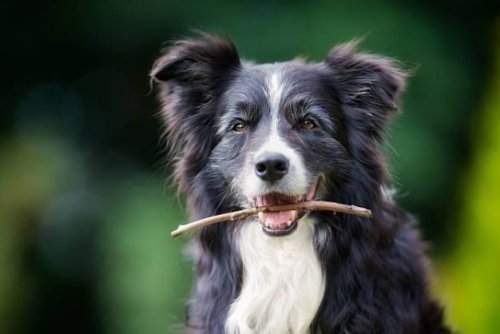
[267,70,285,126]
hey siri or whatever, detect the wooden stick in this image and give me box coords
[171,201,372,238]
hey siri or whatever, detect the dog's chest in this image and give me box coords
[226,218,325,334]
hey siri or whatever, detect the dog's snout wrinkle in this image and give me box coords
[254,152,289,182]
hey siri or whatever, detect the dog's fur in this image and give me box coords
[151,34,451,334]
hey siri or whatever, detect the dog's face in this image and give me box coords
[152,35,405,236]
[210,63,350,235]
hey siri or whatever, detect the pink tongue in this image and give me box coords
[263,211,293,228]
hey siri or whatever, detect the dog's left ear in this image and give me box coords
[324,41,407,136]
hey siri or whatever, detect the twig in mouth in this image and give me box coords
[171,200,372,238]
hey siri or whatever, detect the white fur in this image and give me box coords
[239,69,309,198]
[380,185,396,204]
[268,71,284,125]
[226,217,325,334]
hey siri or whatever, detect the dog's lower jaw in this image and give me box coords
[225,216,325,334]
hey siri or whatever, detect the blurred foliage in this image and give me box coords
[0,131,83,333]
[437,23,500,333]
[98,178,191,334]
[0,0,498,333]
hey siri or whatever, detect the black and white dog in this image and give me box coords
[151,34,451,334]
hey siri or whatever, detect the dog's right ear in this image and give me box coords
[151,34,240,93]
[151,35,241,191]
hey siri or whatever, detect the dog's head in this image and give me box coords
[152,34,406,236]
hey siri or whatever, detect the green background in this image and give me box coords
[1,0,498,333]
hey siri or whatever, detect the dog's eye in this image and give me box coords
[232,122,248,133]
[299,119,317,130]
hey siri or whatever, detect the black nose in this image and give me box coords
[255,153,289,182]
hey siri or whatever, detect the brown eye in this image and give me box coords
[300,119,316,130]
[232,122,248,133]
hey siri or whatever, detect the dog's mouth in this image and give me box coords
[250,181,318,237]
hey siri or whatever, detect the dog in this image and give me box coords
[151,33,451,334]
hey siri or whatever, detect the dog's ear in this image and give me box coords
[151,34,241,190]
[151,34,240,93]
[324,40,407,137]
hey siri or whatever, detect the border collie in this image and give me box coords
[151,34,451,334]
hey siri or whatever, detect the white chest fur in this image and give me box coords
[226,218,325,334]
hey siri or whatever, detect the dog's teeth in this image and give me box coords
[291,210,298,221]
[286,220,292,227]
[258,212,266,224]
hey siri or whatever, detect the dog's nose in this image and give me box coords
[255,153,289,182]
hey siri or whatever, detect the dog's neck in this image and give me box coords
[225,216,325,334]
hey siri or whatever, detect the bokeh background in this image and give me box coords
[1,0,499,333]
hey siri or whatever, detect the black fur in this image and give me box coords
[151,34,451,334]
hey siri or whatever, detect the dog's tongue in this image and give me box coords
[261,211,294,228]
[256,193,300,229]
